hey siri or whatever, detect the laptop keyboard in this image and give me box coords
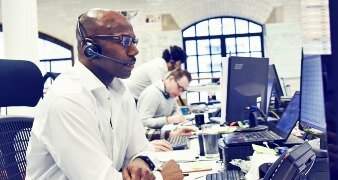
[206,170,245,180]
[167,136,188,150]
[243,131,281,141]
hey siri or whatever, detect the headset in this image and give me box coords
[77,14,130,66]
[156,85,170,99]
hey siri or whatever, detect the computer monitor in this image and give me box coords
[221,56,269,123]
[300,55,327,132]
[268,64,284,109]
[263,79,274,116]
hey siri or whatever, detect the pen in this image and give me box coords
[182,168,212,173]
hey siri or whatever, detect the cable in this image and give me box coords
[269,110,280,120]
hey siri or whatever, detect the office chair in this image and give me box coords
[0,59,43,179]
[42,72,60,84]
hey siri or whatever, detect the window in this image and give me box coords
[0,25,73,86]
[182,17,264,104]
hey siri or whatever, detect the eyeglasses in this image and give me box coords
[89,35,139,47]
[174,79,187,92]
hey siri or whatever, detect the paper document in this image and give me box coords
[155,149,197,163]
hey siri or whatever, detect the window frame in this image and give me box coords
[182,16,264,104]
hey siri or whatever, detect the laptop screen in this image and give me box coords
[276,92,300,136]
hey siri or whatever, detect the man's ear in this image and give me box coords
[167,75,174,80]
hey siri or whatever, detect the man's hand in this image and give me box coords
[151,140,173,152]
[122,158,155,180]
[160,160,184,180]
[167,115,185,124]
[170,126,197,138]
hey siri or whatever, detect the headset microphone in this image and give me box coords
[87,49,130,66]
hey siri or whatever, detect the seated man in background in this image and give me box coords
[125,45,187,102]
[26,9,183,180]
[137,69,192,129]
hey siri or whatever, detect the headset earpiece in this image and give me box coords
[162,91,170,99]
[77,15,101,60]
[82,38,101,59]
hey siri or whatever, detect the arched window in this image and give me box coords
[182,17,264,104]
[0,25,73,76]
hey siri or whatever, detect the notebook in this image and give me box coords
[224,92,300,146]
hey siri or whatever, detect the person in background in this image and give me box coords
[137,69,192,129]
[125,45,187,102]
[26,8,183,180]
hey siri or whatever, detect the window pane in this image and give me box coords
[0,33,4,58]
[199,91,208,103]
[237,53,251,57]
[209,19,222,35]
[212,72,221,78]
[39,39,71,59]
[251,52,262,57]
[198,55,211,72]
[235,19,249,34]
[199,73,212,84]
[197,39,210,55]
[249,22,262,33]
[236,37,249,52]
[183,26,195,37]
[249,36,261,51]
[222,18,235,35]
[187,92,200,105]
[190,74,199,86]
[51,60,72,73]
[210,39,221,54]
[225,38,236,54]
[187,56,198,73]
[196,20,209,36]
[185,40,197,55]
[211,54,222,72]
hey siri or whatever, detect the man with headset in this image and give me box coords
[26,9,183,180]
[124,45,187,102]
[137,69,192,129]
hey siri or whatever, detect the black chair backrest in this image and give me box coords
[0,59,43,107]
[0,59,43,179]
[42,72,61,85]
[0,117,34,179]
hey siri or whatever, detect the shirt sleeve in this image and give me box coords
[40,93,122,180]
[145,128,171,140]
[172,101,181,116]
[147,60,167,83]
[122,99,163,174]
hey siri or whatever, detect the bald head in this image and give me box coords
[75,9,139,85]
[76,9,132,43]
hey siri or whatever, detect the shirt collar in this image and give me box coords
[74,62,126,96]
[74,62,106,91]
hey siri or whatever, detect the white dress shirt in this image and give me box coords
[26,63,162,180]
[124,57,168,100]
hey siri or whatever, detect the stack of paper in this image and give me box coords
[155,149,197,163]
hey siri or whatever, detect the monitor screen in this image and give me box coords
[223,56,269,123]
[268,64,284,108]
[276,92,300,137]
[300,55,326,132]
[264,79,274,116]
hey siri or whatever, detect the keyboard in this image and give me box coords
[167,136,189,150]
[243,131,281,141]
[206,170,245,180]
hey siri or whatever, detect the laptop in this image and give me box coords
[224,91,300,146]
